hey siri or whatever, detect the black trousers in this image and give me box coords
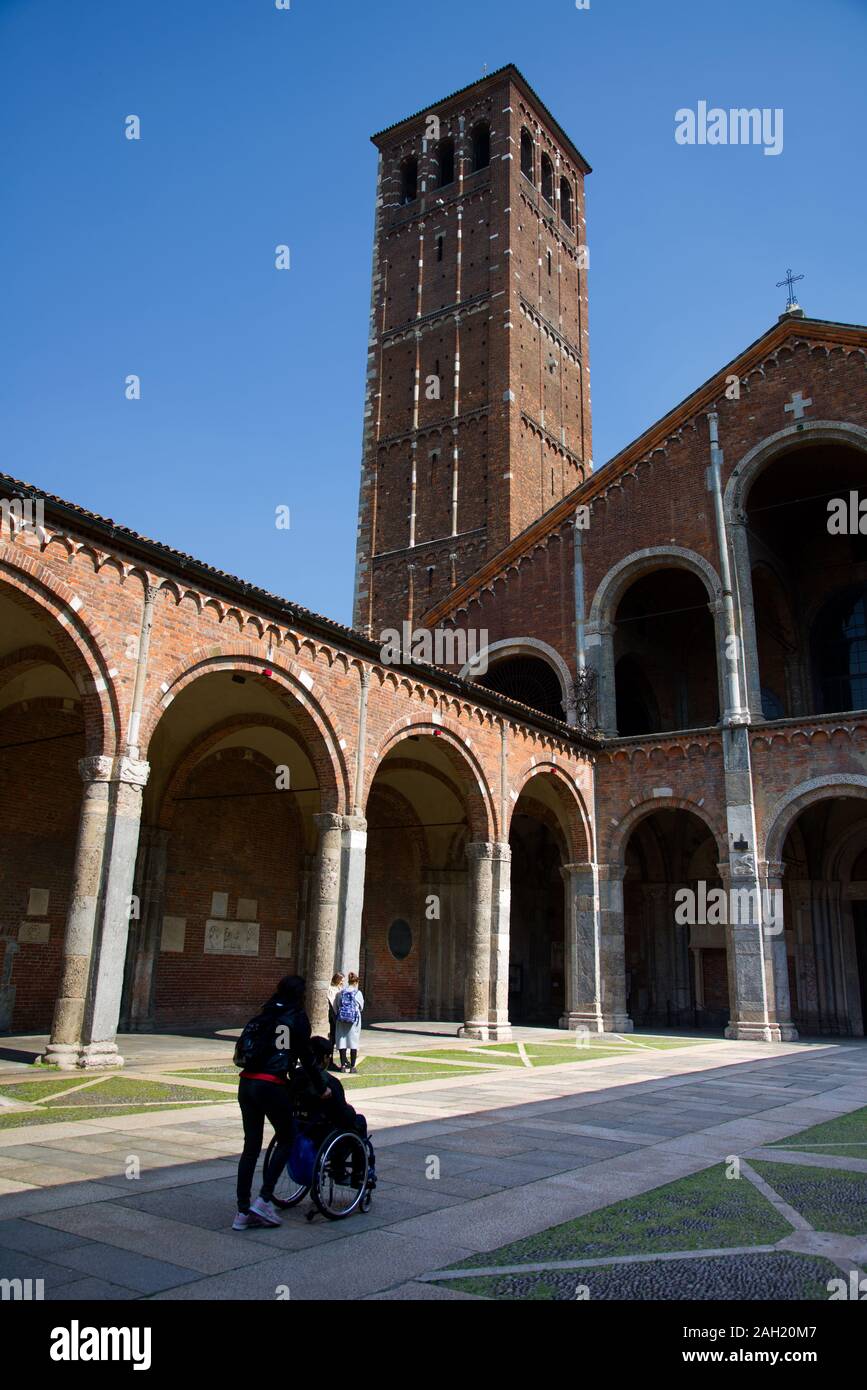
[236,1076,295,1211]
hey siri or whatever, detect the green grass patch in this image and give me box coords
[767,1106,867,1160]
[407,1047,525,1066]
[340,1055,489,1087]
[0,1102,214,1130]
[446,1163,793,1270]
[750,1159,867,1237]
[42,1077,231,1106]
[437,1251,840,1302]
[0,1076,100,1103]
[166,1071,238,1085]
[523,1045,627,1065]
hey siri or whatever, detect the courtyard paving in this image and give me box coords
[0,1028,864,1301]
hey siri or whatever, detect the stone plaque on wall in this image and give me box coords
[275,930,292,959]
[27,888,50,918]
[204,920,260,956]
[18,921,50,944]
[160,917,187,953]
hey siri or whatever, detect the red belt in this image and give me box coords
[240,1072,286,1084]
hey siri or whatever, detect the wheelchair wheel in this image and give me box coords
[263,1135,308,1209]
[311,1129,369,1219]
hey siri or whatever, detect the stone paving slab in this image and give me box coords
[51,1242,204,1294]
[29,1201,275,1274]
[149,1231,477,1301]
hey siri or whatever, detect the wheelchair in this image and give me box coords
[263,1098,376,1221]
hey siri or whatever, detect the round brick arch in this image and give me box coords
[364,719,497,841]
[605,796,726,869]
[763,774,867,865]
[153,712,328,828]
[0,542,119,755]
[140,650,350,814]
[508,761,593,863]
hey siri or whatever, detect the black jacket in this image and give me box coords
[255,1002,327,1095]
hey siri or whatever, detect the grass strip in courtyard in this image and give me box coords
[749,1159,867,1237]
[442,1163,794,1270]
[0,1102,223,1131]
[168,1056,494,1089]
[766,1105,867,1160]
[0,1074,238,1129]
[434,1250,841,1302]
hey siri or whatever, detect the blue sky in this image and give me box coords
[2,0,864,625]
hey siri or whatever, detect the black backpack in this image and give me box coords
[233,1006,281,1070]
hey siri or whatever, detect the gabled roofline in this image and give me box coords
[422,315,867,627]
[370,63,592,174]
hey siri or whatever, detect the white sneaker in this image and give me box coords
[232,1210,264,1231]
[250,1196,282,1227]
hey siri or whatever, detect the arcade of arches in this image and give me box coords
[3,349,867,1063]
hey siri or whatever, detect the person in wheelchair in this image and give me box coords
[292,1036,375,1187]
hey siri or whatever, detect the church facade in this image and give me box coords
[2,66,866,1067]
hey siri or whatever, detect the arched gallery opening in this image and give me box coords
[623,807,728,1031]
[475,653,566,720]
[0,581,91,1034]
[779,793,867,1036]
[122,659,335,1032]
[508,771,586,1027]
[613,568,718,736]
[360,732,485,1022]
[746,442,867,719]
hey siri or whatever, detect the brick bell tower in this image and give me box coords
[352,64,593,639]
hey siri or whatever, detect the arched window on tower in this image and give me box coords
[560,176,573,229]
[471,122,491,172]
[520,128,534,182]
[436,137,455,189]
[540,153,554,206]
[400,155,418,205]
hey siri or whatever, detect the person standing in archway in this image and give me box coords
[334,972,364,1073]
[327,972,345,1071]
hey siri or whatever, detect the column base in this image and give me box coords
[725,1021,798,1043]
[79,1041,124,1070]
[40,1043,81,1070]
[458,1022,489,1041]
[487,1022,512,1042]
[559,1010,634,1034]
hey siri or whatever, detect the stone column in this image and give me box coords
[763,859,797,1040]
[307,812,345,1036]
[335,815,368,980]
[44,755,149,1069]
[595,864,634,1031]
[459,841,496,1041]
[560,862,605,1031]
[295,852,314,978]
[122,825,169,1032]
[487,843,512,1042]
[721,855,797,1042]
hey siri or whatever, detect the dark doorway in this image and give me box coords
[508,815,564,1025]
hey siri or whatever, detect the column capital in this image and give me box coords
[78,755,149,788]
[717,852,759,883]
[313,811,347,835]
[596,862,627,882]
[466,840,511,863]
